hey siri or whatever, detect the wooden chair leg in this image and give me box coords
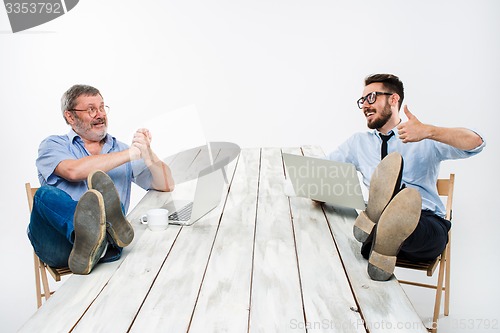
[444,242,451,316]
[431,249,447,333]
[35,252,52,305]
[40,262,51,302]
[33,253,43,308]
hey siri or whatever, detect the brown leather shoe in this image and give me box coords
[69,190,107,275]
[88,170,134,247]
[367,188,421,281]
[353,152,403,242]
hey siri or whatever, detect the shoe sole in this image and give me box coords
[69,190,107,275]
[88,170,134,247]
[367,188,421,281]
[353,152,403,242]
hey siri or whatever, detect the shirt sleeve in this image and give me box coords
[36,135,75,186]
[434,131,486,161]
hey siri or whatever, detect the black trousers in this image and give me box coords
[361,210,452,262]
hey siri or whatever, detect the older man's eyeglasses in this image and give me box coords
[356,92,393,109]
[69,105,110,118]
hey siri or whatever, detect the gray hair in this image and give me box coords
[61,84,102,124]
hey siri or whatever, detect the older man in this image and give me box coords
[28,84,174,274]
[328,74,485,281]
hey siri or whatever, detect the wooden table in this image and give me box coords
[20,146,427,333]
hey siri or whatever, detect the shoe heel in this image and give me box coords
[368,250,396,281]
[69,190,107,275]
[88,170,134,247]
[353,211,376,242]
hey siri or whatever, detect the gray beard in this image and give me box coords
[73,117,107,142]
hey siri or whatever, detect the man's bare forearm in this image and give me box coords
[55,150,135,182]
[143,151,175,192]
[426,126,483,151]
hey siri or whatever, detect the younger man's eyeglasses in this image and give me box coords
[357,91,393,109]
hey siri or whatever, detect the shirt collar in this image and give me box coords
[370,118,402,136]
[371,123,401,138]
[67,129,81,143]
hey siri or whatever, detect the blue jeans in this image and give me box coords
[27,185,122,268]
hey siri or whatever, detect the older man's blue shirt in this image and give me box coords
[36,129,153,213]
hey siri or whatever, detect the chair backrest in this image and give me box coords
[436,174,455,221]
[25,183,38,213]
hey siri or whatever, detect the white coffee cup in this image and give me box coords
[140,208,169,231]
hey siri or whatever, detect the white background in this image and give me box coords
[1,1,499,332]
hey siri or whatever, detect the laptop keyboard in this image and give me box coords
[168,202,194,221]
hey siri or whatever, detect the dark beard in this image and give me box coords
[367,104,392,130]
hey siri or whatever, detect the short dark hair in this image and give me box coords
[365,74,404,110]
[61,84,102,124]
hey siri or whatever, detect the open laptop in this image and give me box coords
[282,153,366,210]
[162,158,228,226]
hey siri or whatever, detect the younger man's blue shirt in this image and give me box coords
[328,126,485,217]
[36,129,153,213]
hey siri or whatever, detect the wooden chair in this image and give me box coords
[396,174,455,332]
[25,183,72,308]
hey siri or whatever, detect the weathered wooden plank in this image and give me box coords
[188,148,260,333]
[128,155,239,332]
[249,147,306,333]
[18,260,124,332]
[282,147,366,333]
[302,145,427,333]
[71,222,182,332]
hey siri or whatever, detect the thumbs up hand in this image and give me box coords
[397,105,430,143]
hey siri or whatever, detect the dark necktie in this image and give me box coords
[380,132,394,160]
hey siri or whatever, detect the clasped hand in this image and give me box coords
[129,128,153,161]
